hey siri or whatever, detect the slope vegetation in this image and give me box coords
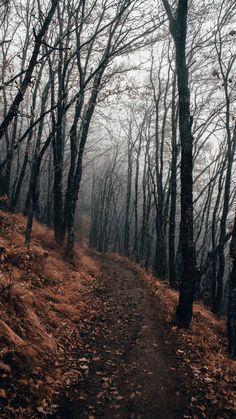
[0,211,235,418]
[0,210,100,417]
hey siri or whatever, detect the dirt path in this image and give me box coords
[53,254,192,418]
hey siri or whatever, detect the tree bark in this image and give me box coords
[169,72,178,287]
[65,70,105,256]
[228,212,236,358]
[162,0,196,327]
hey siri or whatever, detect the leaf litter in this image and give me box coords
[0,211,235,418]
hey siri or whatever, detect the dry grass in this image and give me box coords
[0,210,101,417]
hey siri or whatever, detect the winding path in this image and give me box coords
[54,254,191,418]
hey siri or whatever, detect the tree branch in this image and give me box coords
[0,0,59,141]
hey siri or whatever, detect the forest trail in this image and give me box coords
[54,254,191,419]
[0,212,234,418]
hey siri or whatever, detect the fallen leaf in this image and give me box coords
[0,389,6,398]
[37,407,46,414]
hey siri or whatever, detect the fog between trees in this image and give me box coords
[1,0,236,356]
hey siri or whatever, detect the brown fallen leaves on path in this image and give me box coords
[52,252,235,419]
[53,253,191,418]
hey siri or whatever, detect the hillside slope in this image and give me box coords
[0,210,100,417]
[0,210,235,418]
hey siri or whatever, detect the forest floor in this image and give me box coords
[52,253,236,419]
[53,253,192,419]
[0,210,235,418]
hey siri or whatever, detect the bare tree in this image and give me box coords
[0,0,59,141]
[162,0,196,327]
[228,211,236,358]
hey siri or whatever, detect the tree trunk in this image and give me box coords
[65,70,104,256]
[10,67,45,211]
[214,130,236,314]
[25,135,52,246]
[162,0,196,327]
[134,133,142,262]
[124,134,133,257]
[227,212,236,358]
[169,72,178,287]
